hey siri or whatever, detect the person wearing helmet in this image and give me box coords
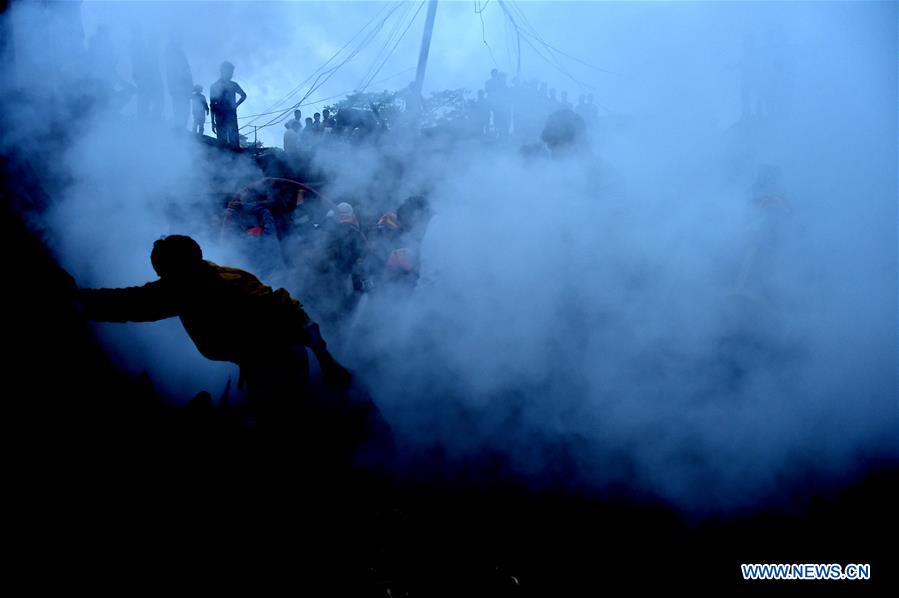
[304,202,368,328]
[221,194,287,281]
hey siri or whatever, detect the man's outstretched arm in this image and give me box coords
[77,280,179,323]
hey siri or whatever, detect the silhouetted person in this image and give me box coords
[165,36,193,130]
[210,61,246,149]
[130,27,163,119]
[361,195,433,328]
[560,90,572,111]
[391,194,432,289]
[302,203,368,330]
[283,120,300,155]
[548,88,559,108]
[333,108,380,139]
[512,80,542,141]
[76,236,351,415]
[584,93,600,126]
[300,117,315,144]
[322,109,336,131]
[485,69,500,94]
[87,25,135,111]
[485,69,510,138]
[366,211,402,286]
[191,84,209,134]
[471,89,490,136]
[221,198,287,281]
[575,93,587,115]
[312,112,323,133]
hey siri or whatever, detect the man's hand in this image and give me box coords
[302,320,327,353]
[301,320,351,391]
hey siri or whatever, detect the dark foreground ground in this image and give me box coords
[3,159,897,596]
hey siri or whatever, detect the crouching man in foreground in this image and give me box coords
[76,236,390,460]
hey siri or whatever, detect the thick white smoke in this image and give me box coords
[2,1,895,509]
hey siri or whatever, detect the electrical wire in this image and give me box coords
[359,1,426,92]
[239,1,404,131]
[357,0,417,90]
[475,0,499,68]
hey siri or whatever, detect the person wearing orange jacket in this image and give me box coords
[76,235,351,416]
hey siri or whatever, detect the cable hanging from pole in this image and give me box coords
[359,1,426,92]
[239,1,405,131]
[505,0,619,76]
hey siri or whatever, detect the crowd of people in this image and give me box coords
[282,108,340,157]
[79,23,616,440]
[219,177,434,338]
[84,24,604,153]
[77,24,790,454]
[86,26,251,149]
[72,172,437,463]
[470,68,601,139]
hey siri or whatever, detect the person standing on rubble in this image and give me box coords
[210,61,246,149]
[190,84,209,134]
[165,35,193,131]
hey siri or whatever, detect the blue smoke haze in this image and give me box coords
[2,1,896,510]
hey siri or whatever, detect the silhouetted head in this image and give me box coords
[294,109,302,121]
[313,113,321,121]
[491,68,499,78]
[541,109,588,156]
[220,61,235,80]
[323,109,330,118]
[151,235,203,280]
[305,117,313,126]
